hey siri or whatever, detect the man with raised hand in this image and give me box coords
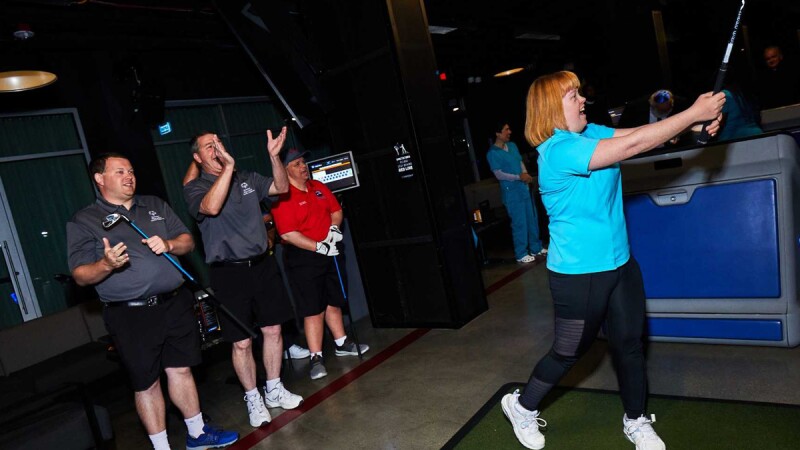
[183,127,302,428]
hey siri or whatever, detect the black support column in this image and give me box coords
[309,0,487,328]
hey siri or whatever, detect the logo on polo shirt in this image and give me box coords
[241,182,255,196]
[149,211,165,222]
[315,190,324,198]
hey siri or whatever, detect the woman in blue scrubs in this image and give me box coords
[487,122,546,263]
[501,71,725,450]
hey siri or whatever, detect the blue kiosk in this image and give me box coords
[622,133,800,347]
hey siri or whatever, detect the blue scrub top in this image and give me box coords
[487,142,524,191]
[537,124,630,274]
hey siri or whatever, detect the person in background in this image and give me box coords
[618,89,691,147]
[261,202,311,361]
[487,122,547,264]
[183,129,303,429]
[717,82,763,141]
[502,71,723,450]
[67,153,238,450]
[756,45,800,110]
[271,148,369,381]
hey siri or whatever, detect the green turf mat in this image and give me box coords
[443,383,800,450]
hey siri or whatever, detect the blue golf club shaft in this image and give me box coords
[114,214,256,339]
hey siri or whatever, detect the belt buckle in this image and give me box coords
[145,296,159,306]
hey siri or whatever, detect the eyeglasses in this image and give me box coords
[653,90,672,104]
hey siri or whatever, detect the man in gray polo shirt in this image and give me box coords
[183,127,302,428]
[67,153,238,450]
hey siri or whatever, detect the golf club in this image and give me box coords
[696,0,746,144]
[333,254,363,359]
[102,212,256,339]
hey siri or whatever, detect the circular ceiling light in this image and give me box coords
[0,71,58,93]
[493,67,525,78]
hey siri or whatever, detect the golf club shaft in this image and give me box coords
[123,218,257,339]
[333,254,363,359]
[697,0,745,144]
[126,220,196,282]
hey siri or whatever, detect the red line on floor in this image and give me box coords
[484,261,540,296]
[232,265,530,448]
[230,328,431,449]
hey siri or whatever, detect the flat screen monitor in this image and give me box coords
[306,151,360,193]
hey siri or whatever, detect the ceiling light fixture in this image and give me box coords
[13,23,35,40]
[428,25,457,35]
[0,71,58,93]
[515,32,560,41]
[493,67,525,78]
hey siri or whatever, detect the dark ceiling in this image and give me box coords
[1,0,799,106]
[424,0,800,102]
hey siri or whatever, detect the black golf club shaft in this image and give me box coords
[697,0,746,144]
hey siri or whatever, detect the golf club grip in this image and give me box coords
[697,66,728,144]
[198,286,258,339]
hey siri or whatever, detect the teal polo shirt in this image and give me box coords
[537,124,630,274]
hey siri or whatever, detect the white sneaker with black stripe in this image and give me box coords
[264,382,303,409]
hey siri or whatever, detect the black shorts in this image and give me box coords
[284,245,347,318]
[103,287,201,392]
[209,253,294,343]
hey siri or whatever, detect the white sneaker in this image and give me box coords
[264,382,303,410]
[501,389,546,450]
[244,393,271,427]
[623,414,666,450]
[283,344,311,360]
[517,254,536,264]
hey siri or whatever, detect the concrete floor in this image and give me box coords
[101,247,800,450]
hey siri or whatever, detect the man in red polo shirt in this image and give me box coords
[272,148,369,380]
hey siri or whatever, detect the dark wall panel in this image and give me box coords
[309,0,487,328]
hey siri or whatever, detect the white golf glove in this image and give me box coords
[324,225,344,244]
[315,241,339,256]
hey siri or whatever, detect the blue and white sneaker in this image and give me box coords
[186,424,238,450]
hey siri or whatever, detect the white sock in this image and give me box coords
[265,378,280,393]
[245,387,260,400]
[334,335,347,346]
[149,429,170,450]
[312,351,323,357]
[184,413,205,439]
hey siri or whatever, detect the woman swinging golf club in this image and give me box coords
[501,72,724,450]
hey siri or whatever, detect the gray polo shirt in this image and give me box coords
[183,170,274,263]
[66,195,190,303]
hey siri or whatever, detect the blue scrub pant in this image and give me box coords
[502,184,542,260]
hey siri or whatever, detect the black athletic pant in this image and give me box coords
[519,258,648,418]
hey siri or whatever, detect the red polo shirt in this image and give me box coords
[272,180,341,242]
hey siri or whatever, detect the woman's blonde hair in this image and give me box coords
[525,71,581,147]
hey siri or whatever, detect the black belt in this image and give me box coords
[210,252,268,268]
[105,288,180,307]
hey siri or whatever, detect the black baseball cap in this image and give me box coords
[281,148,310,165]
